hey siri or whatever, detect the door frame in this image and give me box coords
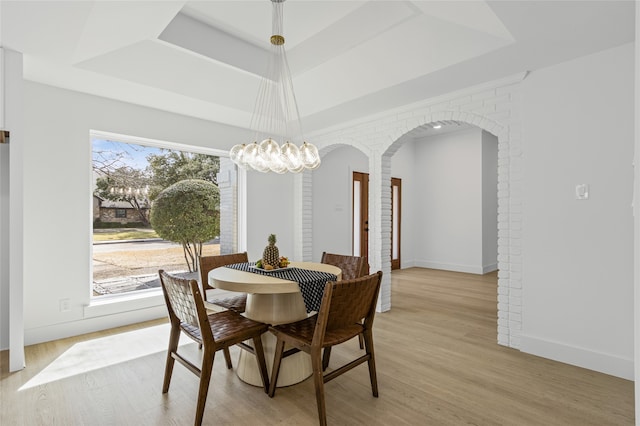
[391,177,401,270]
[352,171,369,268]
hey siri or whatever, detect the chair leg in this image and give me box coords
[162,325,181,393]
[252,335,270,393]
[322,347,331,371]
[311,347,328,426]
[223,347,233,369]
[358,333,364,349]
[363,330,379,397]
[195,346,215,426]
[268,338,286,397]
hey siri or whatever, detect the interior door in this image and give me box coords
[391,177,401,270]
[353,171,369,269]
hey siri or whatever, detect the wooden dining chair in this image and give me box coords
[159,270,270,426]
[268,271,383,426]
[320,252,369,351]
[198,252,249,313]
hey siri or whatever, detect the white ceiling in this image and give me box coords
[0,1,635,135]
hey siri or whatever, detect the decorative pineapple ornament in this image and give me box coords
[263,234,280,268]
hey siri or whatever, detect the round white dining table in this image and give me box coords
[209,261,341,387]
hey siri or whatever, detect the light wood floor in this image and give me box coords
[1,268,634,425]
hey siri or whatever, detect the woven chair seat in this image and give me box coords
[209,310,267,345]
[210,293,247,313]
[199,252,249,314]
[271,315,364,348]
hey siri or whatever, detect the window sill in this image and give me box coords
[84,289,165,319]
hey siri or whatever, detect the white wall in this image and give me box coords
[521,43,634,378]
[482,131,498,273]
[413,127,492,274]
[19,81,252,345]
[390,140,416,268]
[311,145,368,262]
[246,171,295,262]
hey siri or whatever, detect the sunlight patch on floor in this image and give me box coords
[19,323,189,390]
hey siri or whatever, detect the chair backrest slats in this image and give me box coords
[198,252,249,290]
[313,271,383,345]
[159,269,213,342]
[320,252,367,280]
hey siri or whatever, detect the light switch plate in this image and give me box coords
[576,184,589,200]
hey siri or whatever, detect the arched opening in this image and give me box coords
[379,111,510,345]
[388,122,499,275]
[310,144,369,262]
[303,90,520,349]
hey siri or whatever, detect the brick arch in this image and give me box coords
[317,139,370,158]
[301,80,523,349]
[377,111,515,348]
[384,111,506,156]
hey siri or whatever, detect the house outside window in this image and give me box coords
[115,209,126,219]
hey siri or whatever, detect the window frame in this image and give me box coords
[88,130,246,307]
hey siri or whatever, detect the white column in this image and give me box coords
[3,48,25,371]
[633,0,639,420]
[369,151,391,312]
[0,47,8,353]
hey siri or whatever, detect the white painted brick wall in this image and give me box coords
[218,158,237,254]
[297,73,525,349]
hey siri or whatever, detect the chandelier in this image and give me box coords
[229,0,320,174]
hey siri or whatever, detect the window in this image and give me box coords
[91,130,242,298]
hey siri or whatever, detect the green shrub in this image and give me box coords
[150,179,220,272]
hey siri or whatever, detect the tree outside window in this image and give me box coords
[91,135,235,297]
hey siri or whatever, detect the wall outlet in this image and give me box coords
[59,298,70,312]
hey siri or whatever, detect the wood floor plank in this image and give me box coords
[1,268,634,425]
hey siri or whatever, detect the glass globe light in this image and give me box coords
[242,142,260,169]
[251,154,270,172]
[229,143,246,165]
[269,156,288,174]
[280,141,303,173]
[300,142,321,169]
[259,138,281,164]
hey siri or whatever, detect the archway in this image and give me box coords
[301,75,524,348]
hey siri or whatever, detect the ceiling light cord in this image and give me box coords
[230,0,320,173]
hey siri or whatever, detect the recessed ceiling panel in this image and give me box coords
[72,1,185,63]
[24,55,253,129]
[159,12,269,77]
[1,1,94,60]
[294,12,514,116]
[4,0,634,134]
[77,40,259,111]
[288,1,418,75]
[181,0,366,49]
[412,0,514,41]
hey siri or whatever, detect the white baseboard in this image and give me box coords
[414,260,485,275]
[25,306,166,346]
[483,263,498,274]
[521,334,634,380]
